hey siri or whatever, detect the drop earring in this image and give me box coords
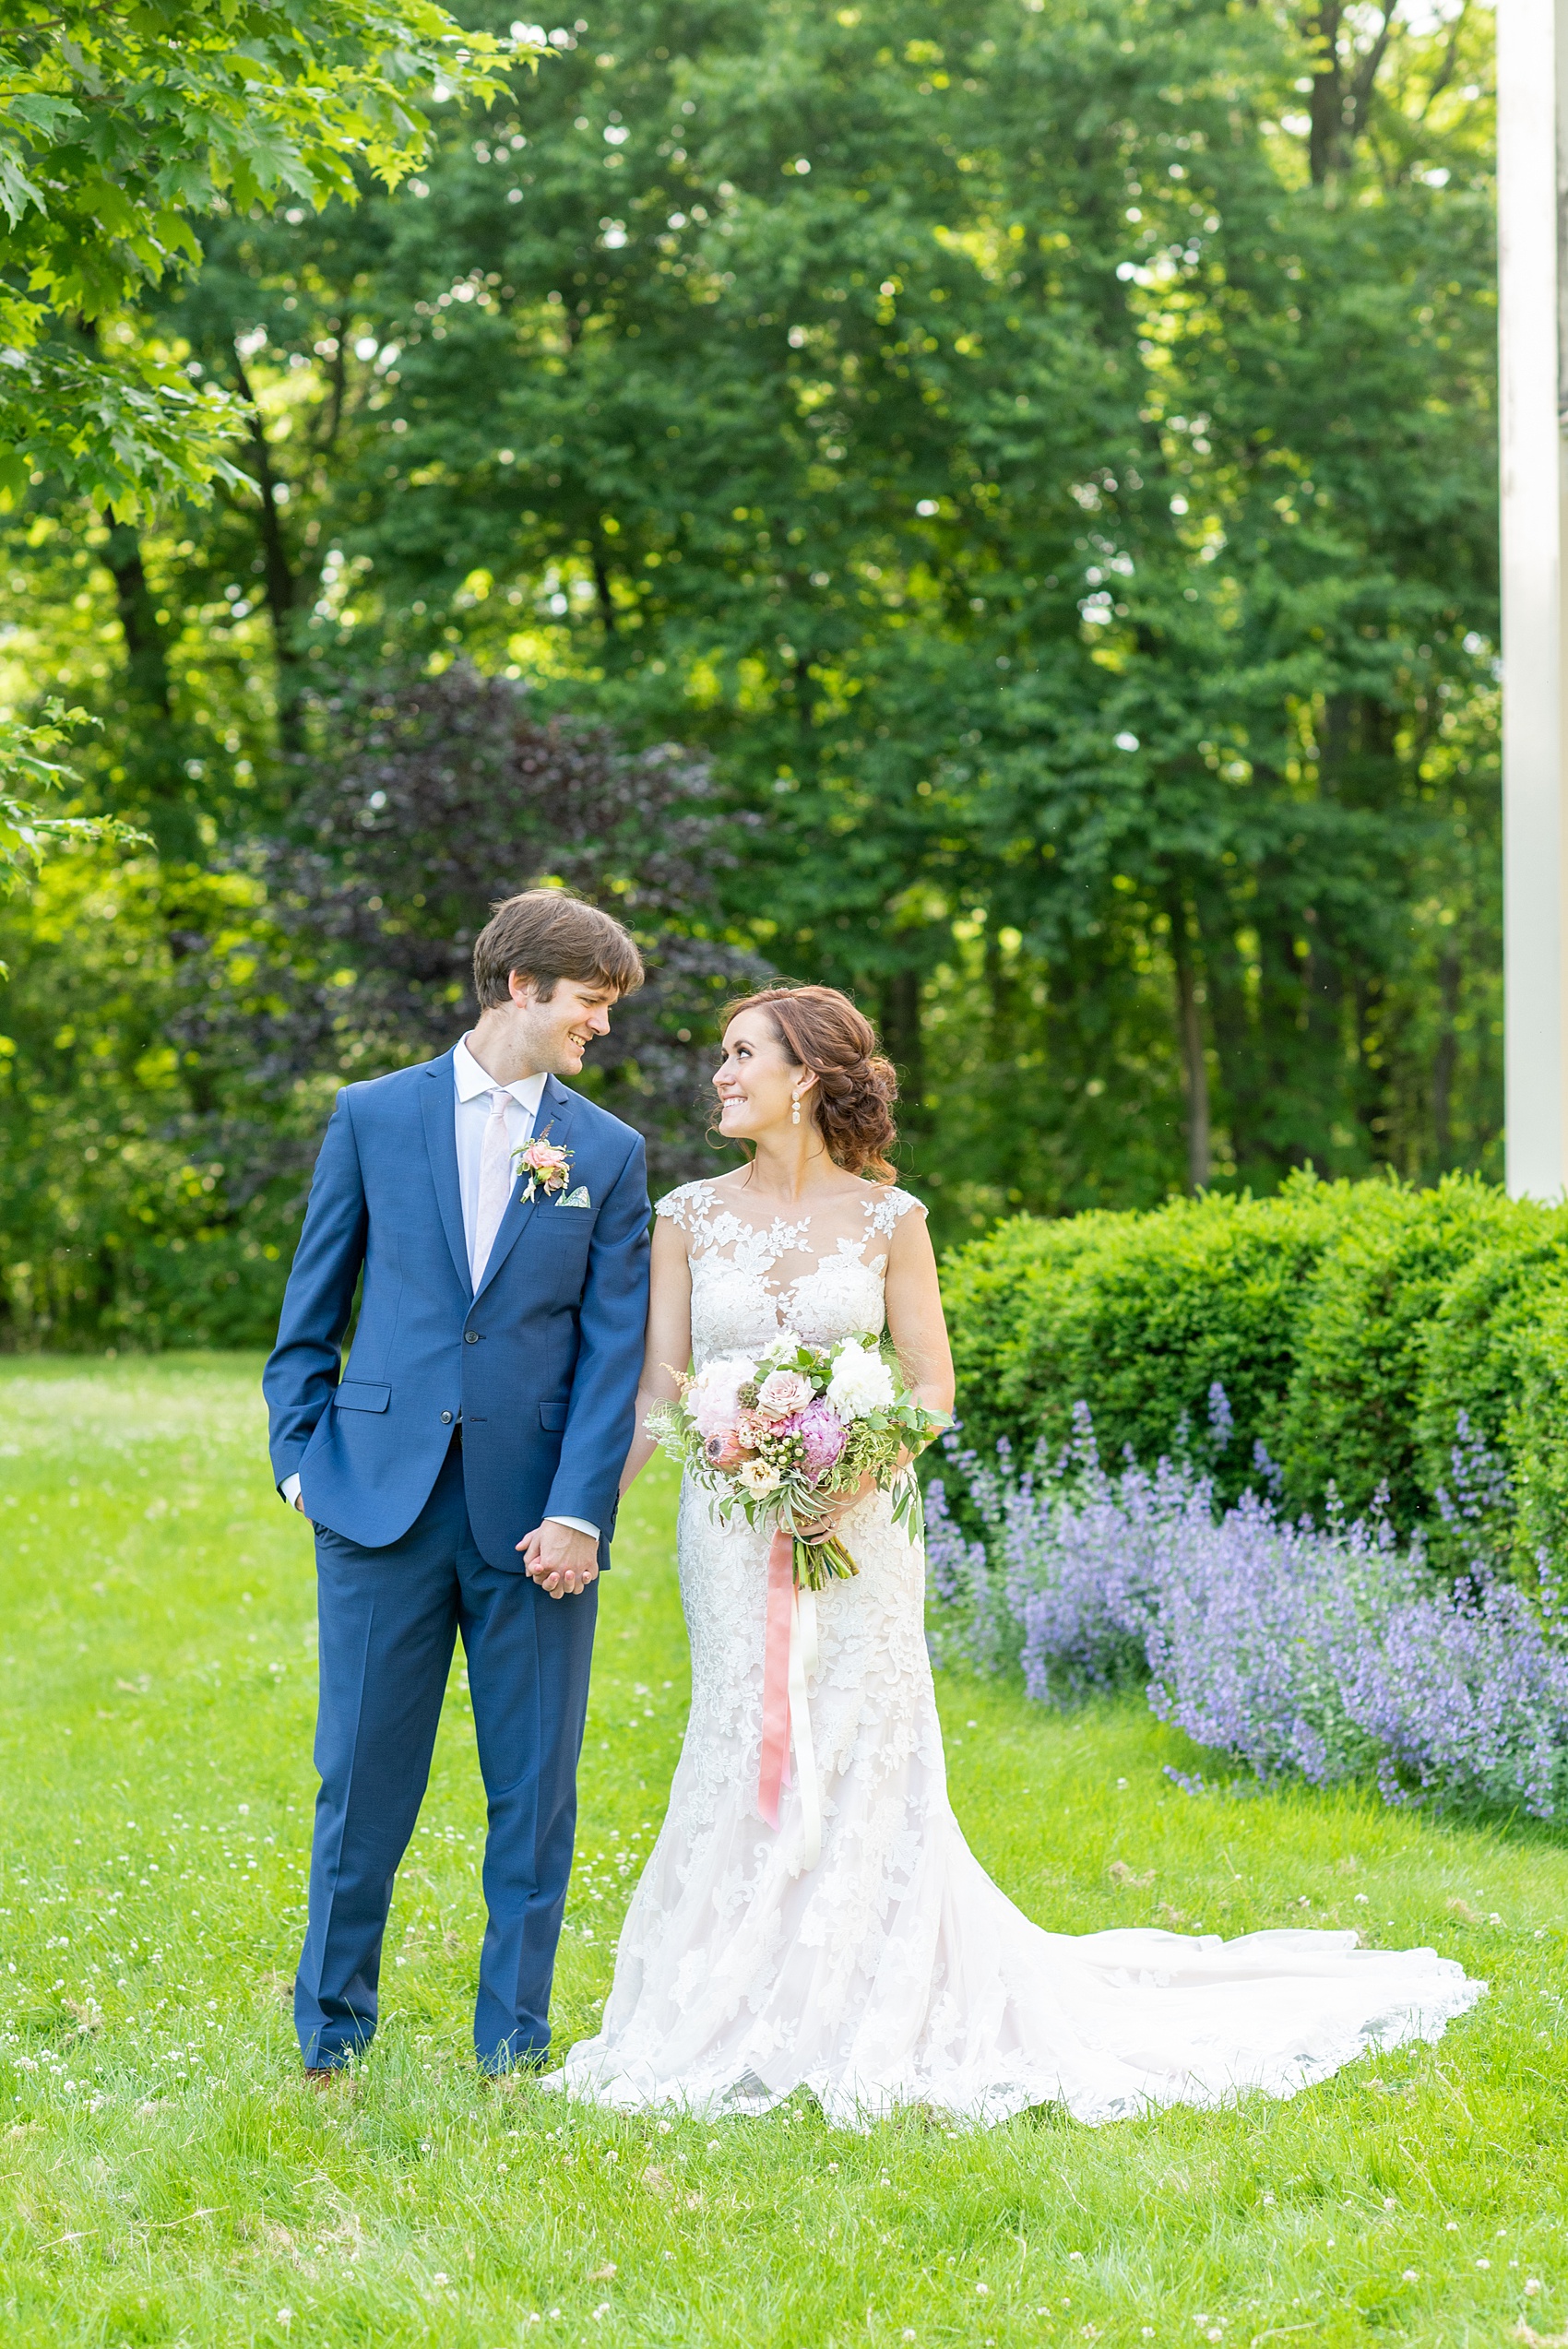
[790,1093,802,1125]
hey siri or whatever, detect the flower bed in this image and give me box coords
[927,1403,1568,1819]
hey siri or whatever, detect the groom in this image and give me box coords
[264,889,651,2077]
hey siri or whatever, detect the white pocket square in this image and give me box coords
[561,1186,592,1209]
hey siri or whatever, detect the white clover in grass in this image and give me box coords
[1476,2259,1491,2270]
[1402,2270,1420,2282]
[1526,2279,1543,2296]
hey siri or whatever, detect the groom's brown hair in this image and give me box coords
[473,888,645,1007]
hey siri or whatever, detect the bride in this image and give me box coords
[553,984,1483,2128]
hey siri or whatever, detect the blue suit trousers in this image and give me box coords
[294,1438,598,2071]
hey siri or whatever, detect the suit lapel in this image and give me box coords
[473,1076,578,1304]
[420,1052,473,1299]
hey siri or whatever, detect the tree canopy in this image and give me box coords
[0,0,531,510]
[0,0,1501,1341]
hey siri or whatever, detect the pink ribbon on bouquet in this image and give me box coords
[757,1527,822,1867]
[758,1529,795,1831]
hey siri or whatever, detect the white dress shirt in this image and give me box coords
[283,1034,598,1539]
[452,1032,547,1278]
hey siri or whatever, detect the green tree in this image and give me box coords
[0,0,529,511]
[233,0,1490,1229]
[0,0,1503,1307]
[0,0,535,848]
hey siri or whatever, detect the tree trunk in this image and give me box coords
[1200,894,1255,1173]
[1432,944,1461,1169]
[1169,891,1210,1191]
[101,521,173,717]
[592,545,618,636]
[881,964,927,1130]
[1304,0,1396,185]
[98,516,199,858]
[1307,0,1348,184]
[232,352,307,762]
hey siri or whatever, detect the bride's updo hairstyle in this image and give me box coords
[723,985,900,1181]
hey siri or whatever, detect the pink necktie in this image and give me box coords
[471,1088,516,1286]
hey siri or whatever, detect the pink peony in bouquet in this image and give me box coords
[647,1330,945,1589]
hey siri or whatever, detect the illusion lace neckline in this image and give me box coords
[656,1179,922,1299]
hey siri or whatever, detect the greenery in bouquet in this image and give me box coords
[647,1334,946,1591]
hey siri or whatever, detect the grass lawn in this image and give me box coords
[0,1354,1564,2347]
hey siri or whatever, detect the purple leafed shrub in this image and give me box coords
[925,1403,1568,1818]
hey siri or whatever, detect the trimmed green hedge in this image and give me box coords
[942,1174,1568,1570]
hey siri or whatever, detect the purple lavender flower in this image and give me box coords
[929,1402,1568,1821]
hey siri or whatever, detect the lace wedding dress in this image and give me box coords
[553,1180,1484,2130]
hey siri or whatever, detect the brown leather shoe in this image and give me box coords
[303,2065,345,2089]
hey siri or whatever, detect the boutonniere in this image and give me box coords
[513,1131,575,1202]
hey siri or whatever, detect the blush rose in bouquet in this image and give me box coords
[646,1330,946,1590]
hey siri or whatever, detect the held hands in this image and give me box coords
[518,1520,600,1598]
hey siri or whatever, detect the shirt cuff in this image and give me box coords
[546,1513,600,1540]
[280,1473,303,1510]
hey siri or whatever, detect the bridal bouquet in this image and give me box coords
[647,1332,945,1590]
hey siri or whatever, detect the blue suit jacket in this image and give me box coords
[263,1050,650,1572]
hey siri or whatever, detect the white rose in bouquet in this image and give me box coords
[738,1458,783,1497]
[826,1338,897,1420]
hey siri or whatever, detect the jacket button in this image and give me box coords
[464,1331,479,1343]
[440,1410,453,1424]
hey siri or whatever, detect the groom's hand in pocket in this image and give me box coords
[519,1520,600,1599]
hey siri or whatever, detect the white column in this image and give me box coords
[1501,0,1568,1198]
